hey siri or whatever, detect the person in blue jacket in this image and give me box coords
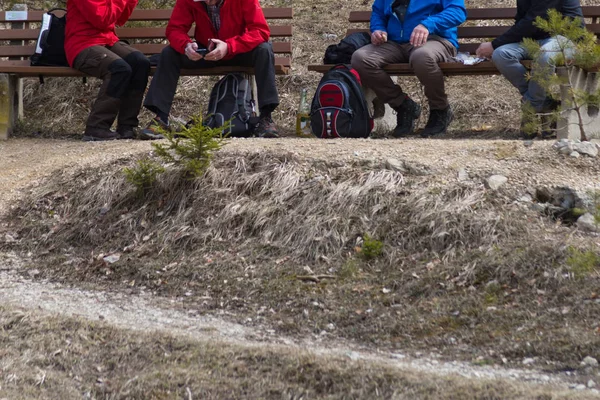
[352,0,466,137]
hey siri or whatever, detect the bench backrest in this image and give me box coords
[346,7,600,54]
[0,8,293,69]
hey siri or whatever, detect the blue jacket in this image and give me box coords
[370,0,467,48]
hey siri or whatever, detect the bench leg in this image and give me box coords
[247,74,258,112]
[0,74,17,141]
[17,77,24,119]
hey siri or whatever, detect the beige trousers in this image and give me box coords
[351,37,456,110]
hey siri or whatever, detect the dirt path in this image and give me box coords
[1,137,600,396]
[1,250,595,392]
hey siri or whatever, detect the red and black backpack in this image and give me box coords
[310,64,373,138]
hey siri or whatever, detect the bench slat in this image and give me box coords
[347,24,600,39]
[310,61,600,75]
[0,7,292,23]
[309,61,500,75]
[0,25,293,40]
[348,6,600,23]
[0,42,293,58]
[0,58,291,76]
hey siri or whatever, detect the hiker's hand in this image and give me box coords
[205,39,228,61]
[185,42,203,61]
[371,30,387,45]
[410,24,429,47]
[476,42,494,59]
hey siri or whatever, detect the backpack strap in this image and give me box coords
[236,75,250,123]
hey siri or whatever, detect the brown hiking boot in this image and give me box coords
[82,128,120,142]
[139,117,167,140]
[255,116,279,138]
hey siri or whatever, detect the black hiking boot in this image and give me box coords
[391,96,421,137]
[117,126,136,140]
[420,106,454,137]
[82,129,120,142]
[540,115,557,139]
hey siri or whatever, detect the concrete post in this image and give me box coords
[0,74,16,140]
[557,66,600,140]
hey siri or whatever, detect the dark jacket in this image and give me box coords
[492,0,584,49]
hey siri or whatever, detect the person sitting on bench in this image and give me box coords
[65,0,151,141]
[476,0,584,139]
[141,0,281,139]
[351,0,466,138]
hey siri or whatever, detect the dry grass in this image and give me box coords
[1,305,598,400]
[4,152,599,370]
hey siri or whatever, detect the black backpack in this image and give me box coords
[310,65,373,138]
[204,73,258,137]
[323,32,371,65]
[30,8,69,67]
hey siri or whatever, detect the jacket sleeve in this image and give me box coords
[491,0,560,49]
[224,0,270,56]
[116,0,138,26]
[77,0,129,31]
[370,0,387,33]
[166,0,195,53]
[420,0,467,34]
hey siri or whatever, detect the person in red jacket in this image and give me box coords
[141,0,280,139]
[65,0,150,141]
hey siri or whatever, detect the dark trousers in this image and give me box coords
[144,42,279,118]
[351,37,456,110]
[73,41,150,135]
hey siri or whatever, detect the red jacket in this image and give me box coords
[65,0,138,66]
[166,0,270,59]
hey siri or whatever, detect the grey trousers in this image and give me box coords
[144,42,279,118]
[351,38,456,110]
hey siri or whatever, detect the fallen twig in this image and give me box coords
[296,274,336,283]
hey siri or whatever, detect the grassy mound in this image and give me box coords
[3,150,599,370]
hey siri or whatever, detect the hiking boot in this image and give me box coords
[539,97,560,113]
[139,117,167,140]
[117,126,136,140]
[420,106,454,137]
[255,116,279,138]
[391,96,421,137]
[82,129,120,142]
[540,114,557,139]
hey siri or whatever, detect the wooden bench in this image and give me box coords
[0,6,293,139]
[308,7,600,75]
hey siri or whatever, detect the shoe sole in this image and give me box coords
[82,135,119,142]
[391,104,422,138]
[138,132,165,140]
